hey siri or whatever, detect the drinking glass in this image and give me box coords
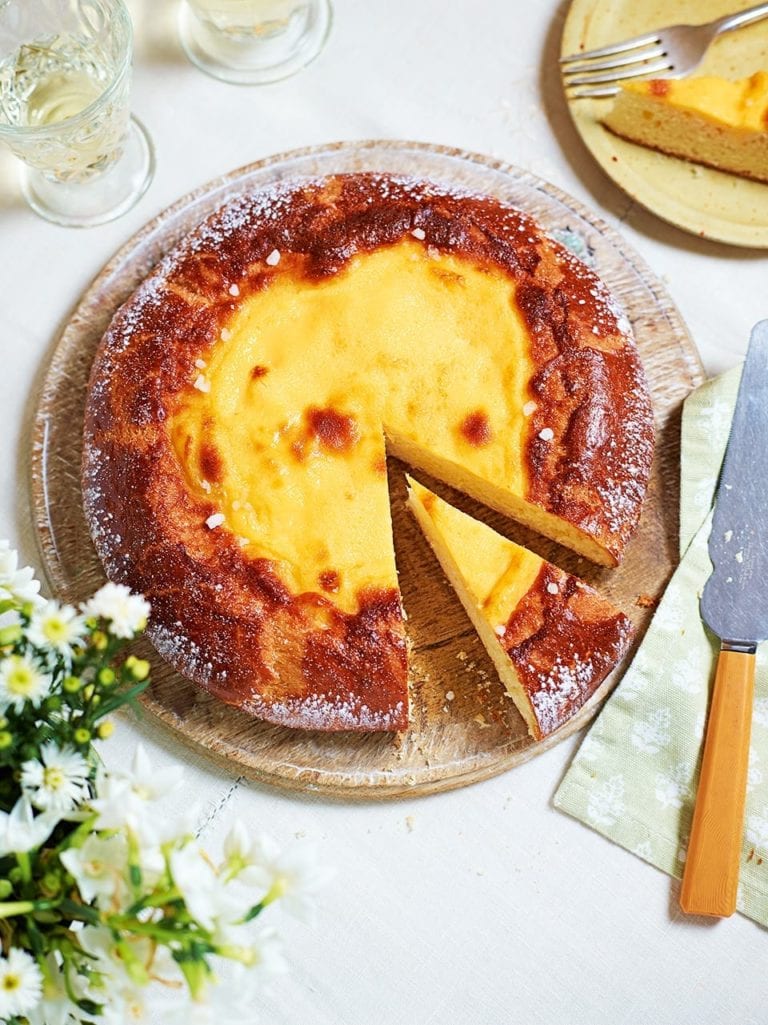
[0,0,154,227]
[178,0,332,85]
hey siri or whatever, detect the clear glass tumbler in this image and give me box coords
[178,0,332,85]
[0,0,154,227]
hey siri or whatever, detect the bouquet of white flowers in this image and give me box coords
[0,543,329,1025]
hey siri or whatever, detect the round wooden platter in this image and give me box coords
[562,0,768,248]
[30,140,704,800]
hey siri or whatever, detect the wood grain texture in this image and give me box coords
[29,141,704,799]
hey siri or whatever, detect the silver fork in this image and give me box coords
[561,2,768,98]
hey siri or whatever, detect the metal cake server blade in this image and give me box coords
[680,320,768,917]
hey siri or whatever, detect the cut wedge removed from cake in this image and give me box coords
[602,72,768,183]
[407,477,634,740]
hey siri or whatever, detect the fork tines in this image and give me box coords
[561,33,672,98]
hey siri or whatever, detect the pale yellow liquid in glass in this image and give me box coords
[0,37,129,180]
[188,0,308,37]
[26,70,103,126]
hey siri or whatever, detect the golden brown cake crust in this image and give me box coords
[503,564,634,739]
[82,173,652,731]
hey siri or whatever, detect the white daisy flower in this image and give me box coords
[82,582,150,639]
[0,653,52,711]
[21,743,90,813]
[248,835,333,922]
[27,601,87,659]
[0,797,59,857]
[0,541,44,608]
[60,833,128,908]
[0,948,43,1019]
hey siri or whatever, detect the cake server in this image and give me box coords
[680,320,768,918]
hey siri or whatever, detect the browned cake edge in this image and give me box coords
[502,563,634,740]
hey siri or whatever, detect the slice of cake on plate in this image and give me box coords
[407,477,634,740]
[602,71,768,183]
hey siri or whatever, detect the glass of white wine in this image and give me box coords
[0,0,154,227]
[179,0,332,85]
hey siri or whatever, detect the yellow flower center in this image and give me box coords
[43,766,66,791]
[8,665,35,695]
[43,617,69,643]
[1,974,20,993]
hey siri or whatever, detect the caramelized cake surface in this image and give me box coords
[82,174,653,731]
[407,478,634,740]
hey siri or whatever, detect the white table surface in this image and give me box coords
[3,2,768,1022]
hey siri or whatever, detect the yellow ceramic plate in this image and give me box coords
[562,0,768,247]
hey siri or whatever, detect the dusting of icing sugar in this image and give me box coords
[531,654,595,736]
[243,692,406,731]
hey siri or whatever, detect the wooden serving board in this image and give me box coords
[30,141,704,799]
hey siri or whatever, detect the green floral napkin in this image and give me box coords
[554,366,768,925]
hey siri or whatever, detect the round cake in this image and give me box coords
[82,173,654,732]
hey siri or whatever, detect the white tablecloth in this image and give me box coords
[3,2,768,1022]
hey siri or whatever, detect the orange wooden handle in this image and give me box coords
[679,649,755,917]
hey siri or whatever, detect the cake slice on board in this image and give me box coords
[602,72,768,184]
[406,477,634,740]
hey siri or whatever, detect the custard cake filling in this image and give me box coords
[407,477,633,739]
[171,240,534,615]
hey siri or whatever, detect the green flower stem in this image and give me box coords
[262,877,287,906]
[115,938,150,986]
[107,915,193,944]
[175,955,211,1002]
[128,886,181,914]
[214,943,256,966]
[95,679,150,719]
[0,900,35,919]
[16,852,31,883]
